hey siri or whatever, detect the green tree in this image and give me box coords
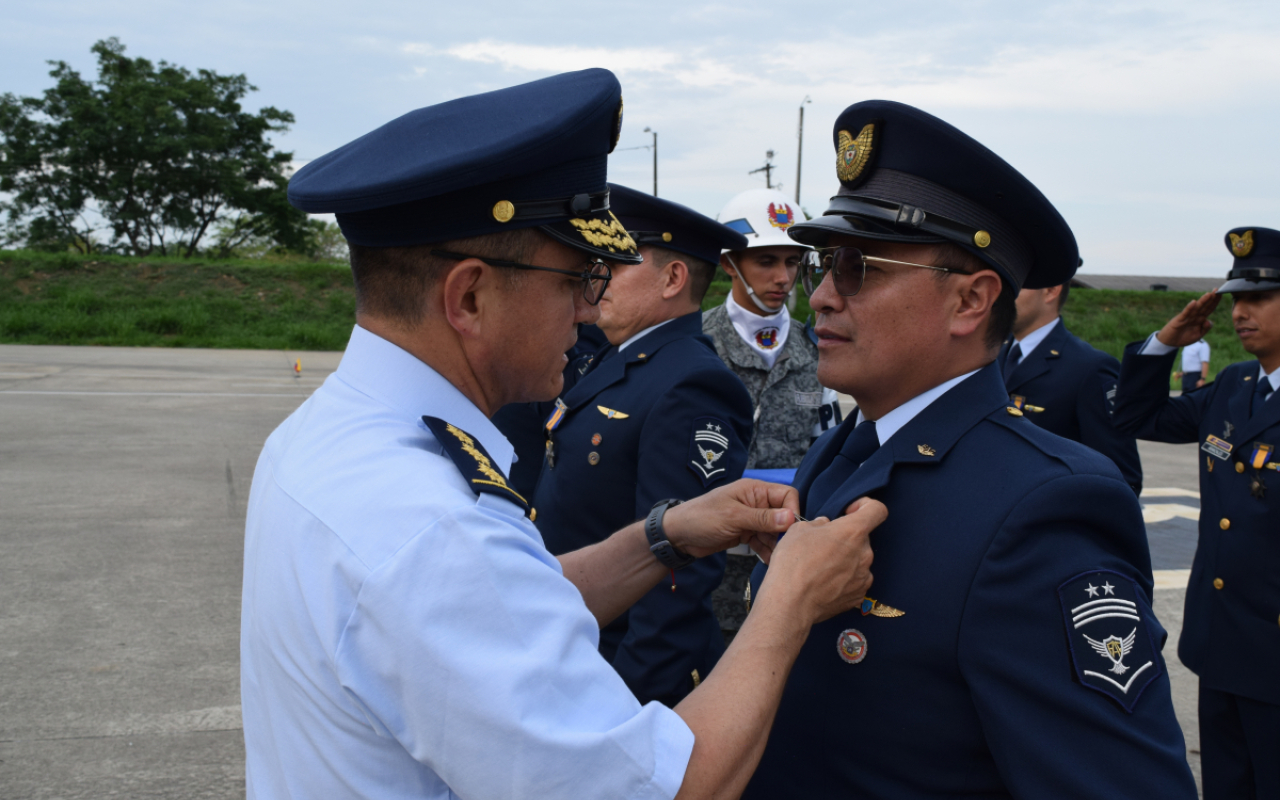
[0,38,311,257]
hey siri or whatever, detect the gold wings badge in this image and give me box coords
[837,123,876,184]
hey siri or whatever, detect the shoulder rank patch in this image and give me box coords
[1058,570,1161,712]
[422,416,529,512]
[689,416,734,487]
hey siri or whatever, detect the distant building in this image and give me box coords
[1070,274,1222,293]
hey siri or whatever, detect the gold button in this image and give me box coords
[529,508,537,522]
[1236,462,1246,473]
[492,200,515,223]
[973,230,991,248]
[1214,578,1224,590]
[1220,518,1231,530]
[662,232,672,242]
[588,451,600,466]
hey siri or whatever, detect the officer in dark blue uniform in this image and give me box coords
[534,184,753,706]
[743,100,1197,798]
[999,281,1144,493]
[1113,227,1280,800]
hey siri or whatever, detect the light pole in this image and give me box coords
[643,127,658,196]
[796,96,811,205]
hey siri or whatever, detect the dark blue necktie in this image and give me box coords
[1004,342,1022,377]
[1253,376,1274,417]
[806,419,879,516]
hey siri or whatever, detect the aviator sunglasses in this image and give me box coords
[800,246,967,297]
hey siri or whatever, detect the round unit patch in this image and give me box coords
[836,628,868,664]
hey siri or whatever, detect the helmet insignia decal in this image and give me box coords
[837,123,877,185]
[1230,230,1254,258]
[767,203,796,229]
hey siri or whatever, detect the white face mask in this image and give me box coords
[724,292,791,369]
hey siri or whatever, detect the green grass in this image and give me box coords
[1,252,1247,379]
[0,250,355,350]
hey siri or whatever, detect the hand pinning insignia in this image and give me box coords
[1058,570,1160,711]
[689,415,734,487]
[422,416,529,512]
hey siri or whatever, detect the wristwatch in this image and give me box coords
[645,499,695,570]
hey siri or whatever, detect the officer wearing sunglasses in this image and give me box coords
[743,100,1196,799]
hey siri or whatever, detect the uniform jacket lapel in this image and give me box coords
[1233,364,1280,443]
[562,312,705,410]
[1006,321,1066,392]
[811,363,1008,519]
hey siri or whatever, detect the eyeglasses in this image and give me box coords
[800,246,967,297]
[431,250,613,305]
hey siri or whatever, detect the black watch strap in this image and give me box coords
[645,499,694,570]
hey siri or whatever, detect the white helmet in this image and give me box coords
[716,189,809,251]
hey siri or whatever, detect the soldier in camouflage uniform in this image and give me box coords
[704,189,845,639]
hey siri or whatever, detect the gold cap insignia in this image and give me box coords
[836,123,876,185]
[1230,230,1254,258]
[492,200,515,223]
[973,230,992,248]
[569,212,638,254]
[597,405,630,420]
[917,444,936,457]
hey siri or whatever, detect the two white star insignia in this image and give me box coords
[1085,582,1116,598]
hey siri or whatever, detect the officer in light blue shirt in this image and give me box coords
[242,69,884,800]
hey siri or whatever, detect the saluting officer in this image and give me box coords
[535,183,753,706]
[239,69,886,800]
[1000,281,1144,493]
[1113,226,1280,800]
[744,100,1197,799]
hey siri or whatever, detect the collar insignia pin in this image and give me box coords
[917,444,936,457]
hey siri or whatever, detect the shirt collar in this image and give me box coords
[1013,316,1060,362]
[1260,362,1280,390]
[856,368,983,445]
[335,325,515,473]
[618,318,675,352]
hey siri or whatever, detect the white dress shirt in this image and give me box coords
[241,325,693,800]
[1180,340,1210,373]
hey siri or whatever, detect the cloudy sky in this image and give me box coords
[5,0,1278,276]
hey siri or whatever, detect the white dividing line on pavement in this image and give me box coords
[1142,487,1200,498]
[0,390,307,398]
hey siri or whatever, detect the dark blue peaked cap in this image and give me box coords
[788,100,1078,291]
[1219,226,1280,293]
[607,183,748,264]
[288,69,641,263]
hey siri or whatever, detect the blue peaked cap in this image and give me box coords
[788,100,1079,291]
[1218,226,1280,293]
[288,69,641,263]
[607,183,748,264]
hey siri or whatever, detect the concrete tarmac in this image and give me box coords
[0,344,1206,798]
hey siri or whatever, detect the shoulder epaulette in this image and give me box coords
[422,416,529,512]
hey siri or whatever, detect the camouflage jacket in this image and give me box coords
[702,304,839,469]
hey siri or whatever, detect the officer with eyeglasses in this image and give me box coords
[239,70,885,800]
[743,100,1196,799]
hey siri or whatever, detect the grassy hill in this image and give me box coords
[1,250,1245,379]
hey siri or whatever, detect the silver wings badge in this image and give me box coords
[1084,628,1137,675]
